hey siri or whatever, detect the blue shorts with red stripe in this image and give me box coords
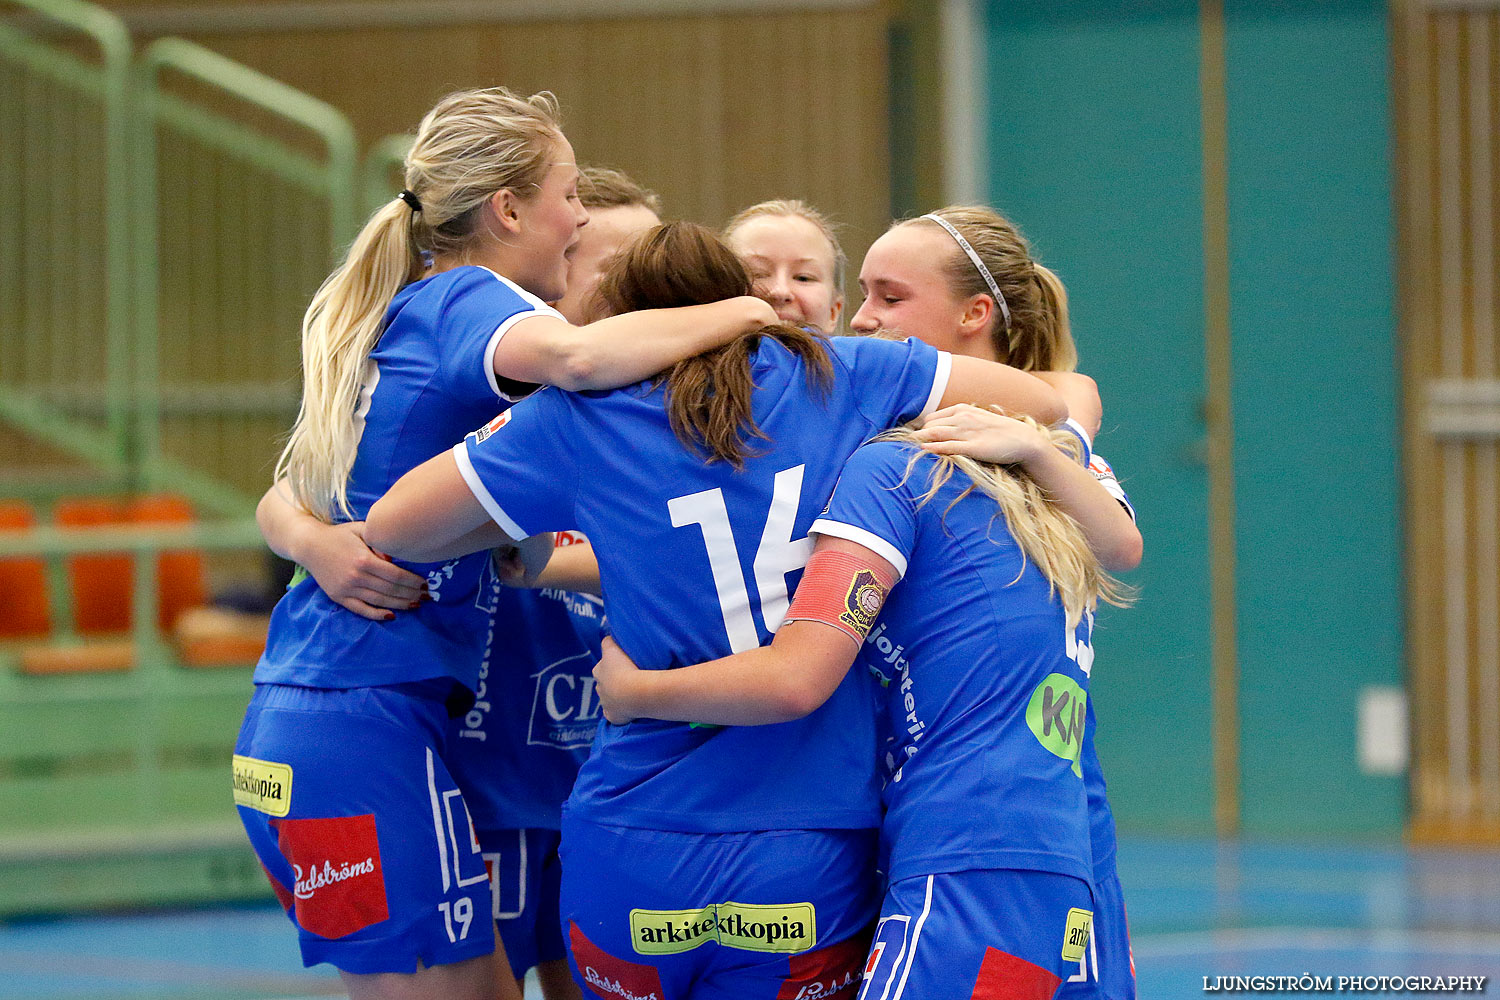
[234,681,495,974]
[560,815,877,999]
[859,869,1094,1000]
[1056,866,1135,999]
[479,827,567,977]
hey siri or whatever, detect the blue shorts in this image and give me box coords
[1057,867,1134,999]
[860,869,1094,1000]
[560,816,877,999]
[234,682,494,974]
[480,827,566,977]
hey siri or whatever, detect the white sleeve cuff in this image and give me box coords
[451,442,526,540]
[809,518,908,579]
[918,350,954,418]
[483,306,565,400]
[1060,418,1094,465]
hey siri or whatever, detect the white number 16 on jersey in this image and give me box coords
[667,464,813,653]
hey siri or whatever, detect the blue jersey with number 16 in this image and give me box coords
[457,334,951,834]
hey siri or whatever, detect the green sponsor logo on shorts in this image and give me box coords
[232,755,292,816]
[1026,673,1087,777]
[1062,907,1093,963]
[629,901,816,955]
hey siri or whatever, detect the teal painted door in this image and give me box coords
[983,1,1216,834]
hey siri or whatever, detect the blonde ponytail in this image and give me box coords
[276,200,425,519]
[902,206,1076,375]
[883,418,1133,628]
[274,86,564,520]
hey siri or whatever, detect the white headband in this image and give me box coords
[921,213,1012,334]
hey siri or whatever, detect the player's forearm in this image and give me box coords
[623,647,821,726]
[527,542,601,595]
[366,452,512,562]
[555,296,774,389]
[1023,446,1143,571]
[256,480,319,562]
[940,356,1066,426]
[1033,371,1102,438]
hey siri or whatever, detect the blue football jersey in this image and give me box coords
[458,334,952,832]
[256,266,562,691]
[811,440,1095,885]
[450,583,597,833]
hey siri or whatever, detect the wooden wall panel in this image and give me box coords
[1398,2,1500,843]
[98,3,892,268]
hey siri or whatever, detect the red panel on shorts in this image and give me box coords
[261,863,295,913]
[569,921,666,1000]
[777,932,868,998]
[971,946,1062,1000]
[273,814,390,940]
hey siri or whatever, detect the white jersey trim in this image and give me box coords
[891,875,936,1000]
[918,350,954,419]
[452,442,526,540]
[1090,451,1137,523]
[476,266,566,401]
[810,518,909,579]
[1061,417,1094,463]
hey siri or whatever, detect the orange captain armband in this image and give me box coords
[785,548,898,644]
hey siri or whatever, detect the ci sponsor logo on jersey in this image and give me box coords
[232,755,292,816]
[529,652,601,749]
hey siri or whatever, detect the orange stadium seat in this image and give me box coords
[53,496,131,635]
[0,500,50,638]
[128,493,208,630]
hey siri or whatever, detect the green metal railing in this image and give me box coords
[0,0,133,488]
[363,132,412,216]
[133,38,359,513]
[0,3,371,914]
[0,520,271,915]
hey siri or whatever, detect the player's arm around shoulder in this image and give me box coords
[593,535,898,727]
[912,404,1142,572]
[492,296,777,391]
[365,449,515,563]
[255,480,427,620]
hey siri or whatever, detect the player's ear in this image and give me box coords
[489,188,523,235]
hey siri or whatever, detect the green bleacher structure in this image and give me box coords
[0,0,386,916]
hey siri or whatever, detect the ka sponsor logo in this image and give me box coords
[630,901,816,956]
[1026,673,1087,776]
[232,755,291,817]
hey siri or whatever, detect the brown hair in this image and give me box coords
[579,165,663,214]
[898,205,1078,374]
[595,221,832,468]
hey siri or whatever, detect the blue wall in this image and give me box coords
[981,0,1402,837]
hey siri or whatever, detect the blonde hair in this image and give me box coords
[899,206,1078,374]
[595,222,832,469]
[882,415,1132,628]
[579,165,662,214]
[276,87,563,520]
[724,199,848,315]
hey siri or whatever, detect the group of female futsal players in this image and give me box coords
[232,85,1142,1000]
